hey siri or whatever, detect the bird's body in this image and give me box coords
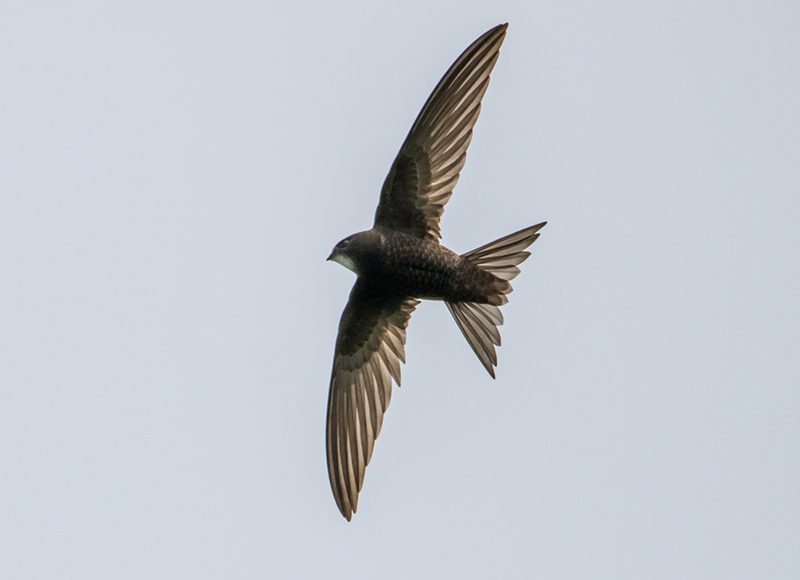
[325,23,546,520]
[332,227,496,303]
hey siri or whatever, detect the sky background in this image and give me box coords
[1,1,798,578]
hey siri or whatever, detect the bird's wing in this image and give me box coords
[326,280,419,520]
[374,23,508,240]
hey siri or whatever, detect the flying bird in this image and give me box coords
[326,23,546,520]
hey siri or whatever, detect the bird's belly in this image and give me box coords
[394,267,455,300]
[367,233,489,302]
[379,259,483,302]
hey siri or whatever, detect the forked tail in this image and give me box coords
[446,222,546,378]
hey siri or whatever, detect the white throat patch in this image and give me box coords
[332,254,357,273]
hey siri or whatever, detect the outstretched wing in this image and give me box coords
[374,24,508,240]
[326,280,419,520]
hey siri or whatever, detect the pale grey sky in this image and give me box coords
[1,1,798,579]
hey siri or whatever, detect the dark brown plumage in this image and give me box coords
[326,23,546,520]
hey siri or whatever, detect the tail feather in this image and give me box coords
[446,222,546,377]
[446,301,503,378]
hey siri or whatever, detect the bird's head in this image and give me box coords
[327,234,359,273]
[327,230,381,275]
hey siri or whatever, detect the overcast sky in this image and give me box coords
[1,1,798,579]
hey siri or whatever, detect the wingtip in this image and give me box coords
[493,23,509,37]
[338,504,353,521]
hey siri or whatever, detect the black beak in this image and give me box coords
[326,251,334,261]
